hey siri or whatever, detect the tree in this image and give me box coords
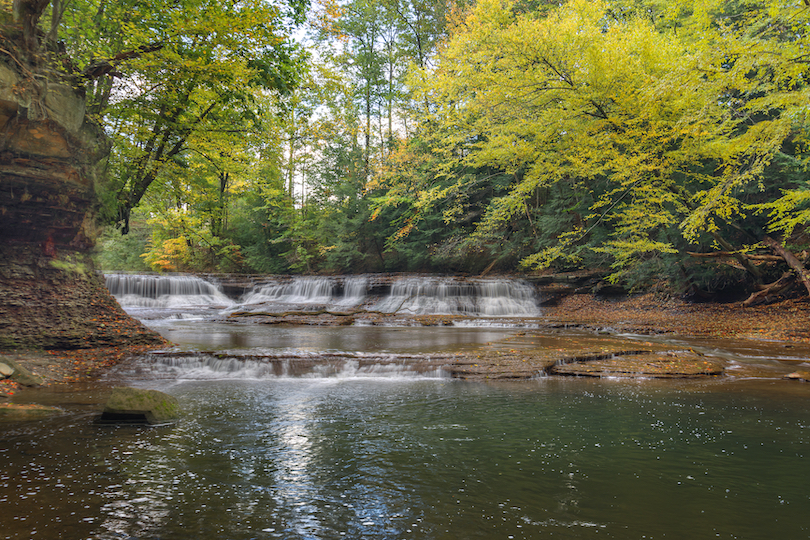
[78,0,308,234]
[405,0,810,298]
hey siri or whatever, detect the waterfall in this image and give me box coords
[241,277,337,305]
[106,274,540,318]
[372,277,539,317]
[105,274,234,308]
[239,276,369,308]
[337,276,369,305]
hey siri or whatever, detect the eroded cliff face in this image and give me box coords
[0,51,161,349]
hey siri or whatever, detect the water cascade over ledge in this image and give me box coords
[105,274,234,309]
[105,274,542,319]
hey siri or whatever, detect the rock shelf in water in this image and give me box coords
[132,333,728,381]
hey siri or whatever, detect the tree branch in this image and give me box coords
[82,42,164,80]
[687,251,782,262]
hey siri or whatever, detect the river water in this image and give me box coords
[2,275,810,539]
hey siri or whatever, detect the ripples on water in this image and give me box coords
[3,377,810,540]
[4,275,809,539]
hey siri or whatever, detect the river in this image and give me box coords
[2,274,809,539]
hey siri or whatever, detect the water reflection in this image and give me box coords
[141,321,520,353]
[3,378,810,539]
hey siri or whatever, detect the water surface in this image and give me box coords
[3,377,809,539]
[3,275,809,539]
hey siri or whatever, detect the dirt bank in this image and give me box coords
[541,293,810,343]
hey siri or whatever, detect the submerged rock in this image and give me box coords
[551,351,725,378]
[0,403,61,419]
[98,387,180,425]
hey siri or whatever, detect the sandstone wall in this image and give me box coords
[0,53,161,350]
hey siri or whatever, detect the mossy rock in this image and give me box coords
[98,387,180,425]
[0,403,62,420]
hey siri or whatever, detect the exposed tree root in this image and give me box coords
[762,236,810,296]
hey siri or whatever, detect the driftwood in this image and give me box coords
[762,236,810,296]
[743,271,796,307]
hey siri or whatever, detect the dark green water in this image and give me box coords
[3,376,809,540]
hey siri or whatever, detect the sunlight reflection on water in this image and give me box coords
[5,377,810,539]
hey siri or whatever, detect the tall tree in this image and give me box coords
[72,0,309,234]
[404,0,810,296]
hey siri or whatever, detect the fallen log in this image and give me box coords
[743,271,796,307]
[686,251,782,262]
[762,236,810,296]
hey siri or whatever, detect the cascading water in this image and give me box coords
[111,350,451,380]
[105,273,540,319]
[239,276,369,308]
[340,275,369,305]
[235,275,539,317]
[105,274,234,309]
[372,277,539,316]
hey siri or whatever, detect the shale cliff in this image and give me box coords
[0,26,160,350]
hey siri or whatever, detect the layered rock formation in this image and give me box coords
[0,24,161,350]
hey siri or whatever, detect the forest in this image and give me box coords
[8,0,810,301]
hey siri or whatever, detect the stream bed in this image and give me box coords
[3,374,809,540]
[2,274,809,539]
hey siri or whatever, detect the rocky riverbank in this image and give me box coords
[0,343,167,400]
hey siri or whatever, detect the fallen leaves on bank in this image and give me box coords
[542,294,810,343]
[1,341,169,397]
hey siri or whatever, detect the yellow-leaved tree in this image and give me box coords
[409,0,810,299]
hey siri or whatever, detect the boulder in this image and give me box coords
[0,358,45,386]
[98,387,180,425]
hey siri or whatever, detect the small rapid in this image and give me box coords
[109,350,451,381]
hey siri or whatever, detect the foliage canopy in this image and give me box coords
[7,0,810,301]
